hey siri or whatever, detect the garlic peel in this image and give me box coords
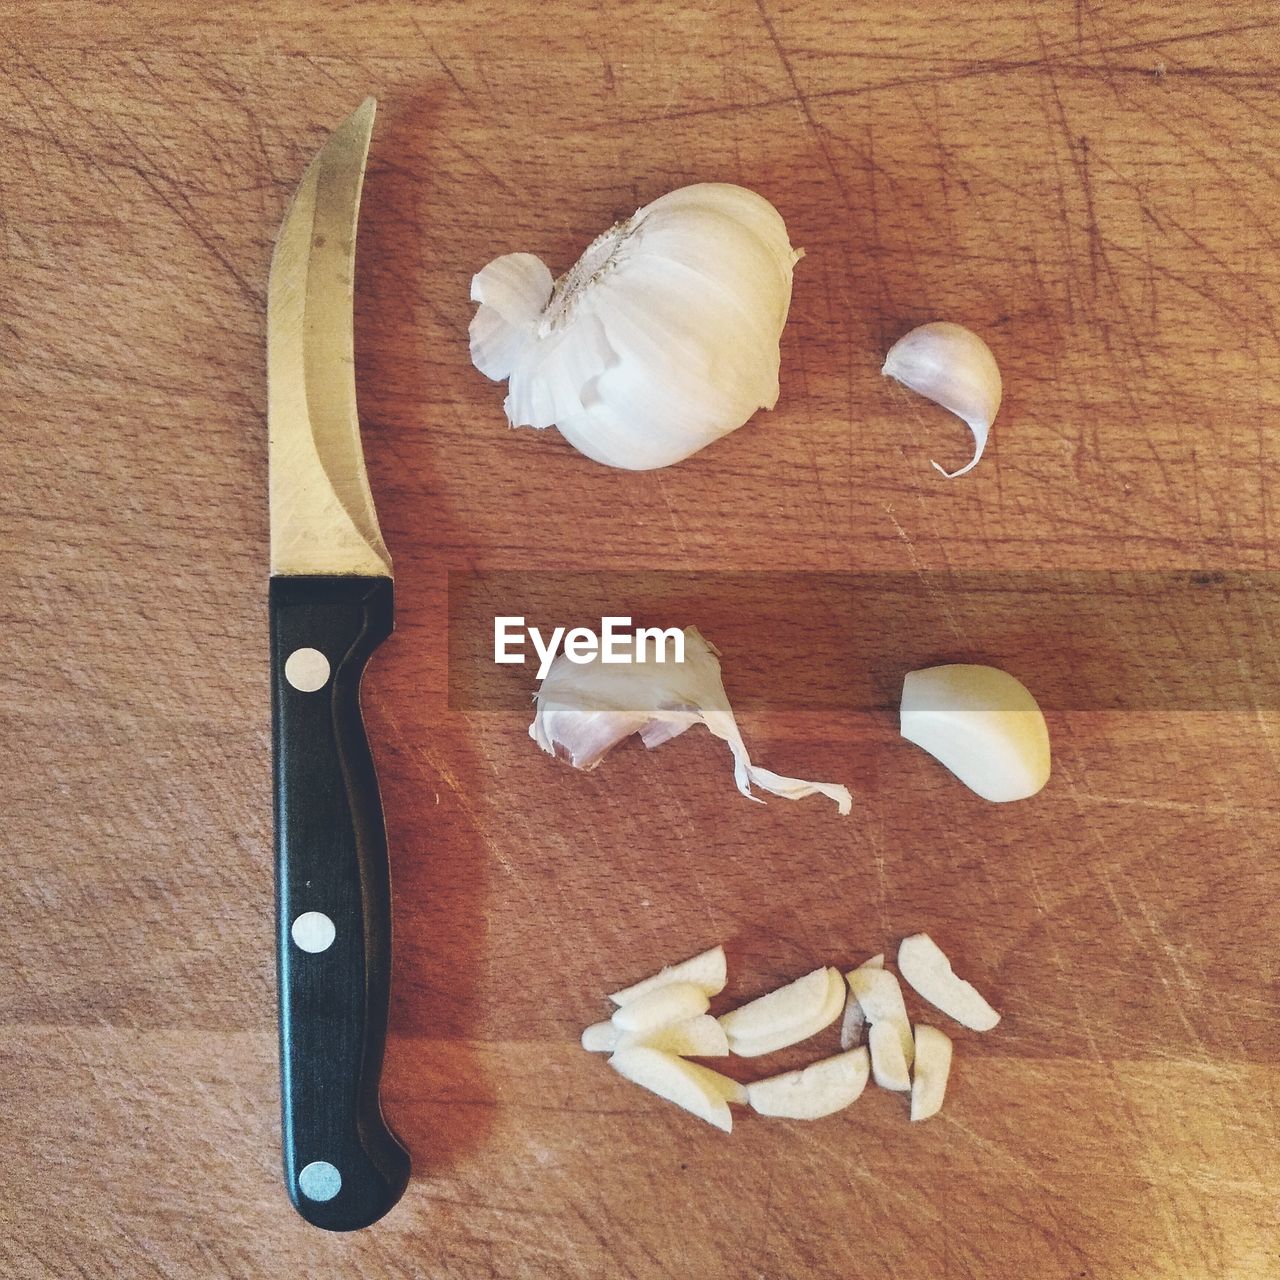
[469,253,554,380]
[882,321,1001,478]
[530,627,851,814]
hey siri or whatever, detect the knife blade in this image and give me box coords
[266,96,409,1232]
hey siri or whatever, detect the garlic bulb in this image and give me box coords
[882,321,1002,478]
[530,626,851,813]
[469,184,802,470]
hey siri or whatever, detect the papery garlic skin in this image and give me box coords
[900,664,1050,802]
[530,626,852,813]
[882,321,1002,478]
[469,184,802,470]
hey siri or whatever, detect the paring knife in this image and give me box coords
[267,97,409,1231]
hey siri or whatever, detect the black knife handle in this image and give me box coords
[269,574,409,1231]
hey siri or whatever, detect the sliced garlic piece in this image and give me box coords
[845,966,914,1069]
[581,1021,618,1053]
[838,953,884,1050]
[723,967,846,1057]
[910,1024,953,1121]
[703,1069,750,1107]
[718,966,831,1042]
[898,933,1000,1032]
[532,627,852,814]
[900,664,1050,803]
[608,1047,737,1131]
[868,1021,911,1091]
[615,1014,730,1057]
[882,321,1001,478]
[610,981,709,1034]
[747,1047,870,1120]
[609,945,727,1006]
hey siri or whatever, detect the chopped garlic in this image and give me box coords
[609,945,727,1006]
[609,981,709,1034]
[747,1048,870,1120]
[897,934,1000,1032]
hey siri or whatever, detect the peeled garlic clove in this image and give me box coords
[910,1025,953,1121]
[610,981,709,1034]
[531,626,851,814]
[882,321,1001,478]
[723,968,846,1057]
[838,954,884,1050]
[900,664,1050,803]
[845,966,914,1070]
[608,1047,737,1131]
[581,1021,619,1053]
[868,1022,911,1091]
[609,945,727,1006]
[469,183,802,470]
[898,933,1000,1032]
[615,1014,731,1057]
[747,1047,870,1120]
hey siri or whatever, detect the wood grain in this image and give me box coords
[2,2,1278,1276]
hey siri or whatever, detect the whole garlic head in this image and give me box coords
[469,184,803,470]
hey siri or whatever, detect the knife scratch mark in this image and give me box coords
[372,696,541,906]
[12,49,262,311]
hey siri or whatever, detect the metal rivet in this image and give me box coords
[291,911,336,954]
[285,647,330,692]
[298,1160,342,1202]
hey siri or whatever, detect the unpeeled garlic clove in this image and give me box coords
[882,321,1001,478]
[900,664,1050,803]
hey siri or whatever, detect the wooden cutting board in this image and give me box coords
[3,3,1277,1276]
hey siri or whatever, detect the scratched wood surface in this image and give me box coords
[3,2,1279,1277]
